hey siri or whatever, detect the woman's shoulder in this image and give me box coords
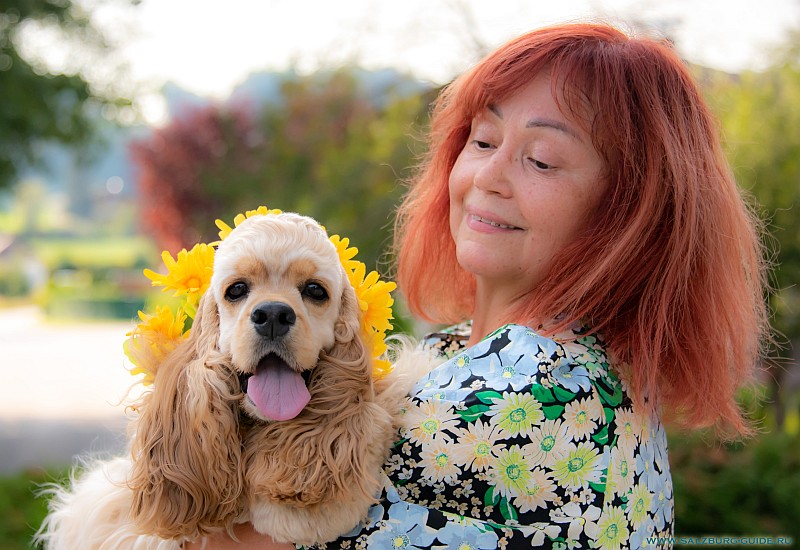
[417,322,626,404]
[421,321,472,358]
[422,321,617,383]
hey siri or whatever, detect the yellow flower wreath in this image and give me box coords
[125,206,396,384]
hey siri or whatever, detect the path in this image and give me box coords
[0,307,141,473]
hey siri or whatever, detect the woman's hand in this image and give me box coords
[184,523,294,549]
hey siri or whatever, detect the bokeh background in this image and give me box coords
[1,0,799,547]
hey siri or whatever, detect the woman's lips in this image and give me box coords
[465,208,522,233]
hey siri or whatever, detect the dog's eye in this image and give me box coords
[301,282,328,302]
[225,282,249,302]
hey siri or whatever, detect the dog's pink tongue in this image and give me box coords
[247,356,310,421]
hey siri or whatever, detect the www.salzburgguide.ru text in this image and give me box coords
[647,535,794,547]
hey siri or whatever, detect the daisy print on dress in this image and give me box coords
[403,399,460,445]
[325,323,674,550]
[450,420,502,473]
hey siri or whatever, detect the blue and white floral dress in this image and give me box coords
[311,323,674,549]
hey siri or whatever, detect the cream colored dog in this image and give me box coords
[37,213,436,549]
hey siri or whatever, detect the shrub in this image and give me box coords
[670,430,800,541]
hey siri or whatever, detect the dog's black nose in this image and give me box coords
[250,301,296,339]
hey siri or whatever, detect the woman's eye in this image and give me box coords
[301,282,329,302]
[473,140,492,150]
[225,282,249,302]
[529,158,553,170]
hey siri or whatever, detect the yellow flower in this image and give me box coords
[124,305,188,385]
[131,205,398,385]
[362,327,392,380]
[338,257,396,382]
[371,357,392,381]
[143,243,214,309]
[329,234,362,274]
[329,231,397,381]
[215,205,283,241]
[347,262,397,335]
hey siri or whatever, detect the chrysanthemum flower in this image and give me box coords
[143,243,214,309]
[132,205,398,386]
[124,305,188,385]
[362,328,392,380]
[347,262,397,334]
[329,235,362,274]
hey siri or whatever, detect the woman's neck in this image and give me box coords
[468,283,530,346]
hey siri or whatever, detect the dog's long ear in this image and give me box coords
[331,279,373,368]
[128,292,243,540]
[315,281,395,502]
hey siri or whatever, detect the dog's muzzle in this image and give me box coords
[250,301,296,340]
[242,302,311,422]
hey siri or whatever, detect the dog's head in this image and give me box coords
[211,213,352,422]
[129,212,370,539]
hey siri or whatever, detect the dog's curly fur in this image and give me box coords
[36,213,435,549]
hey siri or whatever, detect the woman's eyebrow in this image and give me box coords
[526,118,580,141]
[486,103,581,142]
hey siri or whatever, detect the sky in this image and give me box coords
[82,0,800,124]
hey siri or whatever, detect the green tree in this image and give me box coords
[701,33,800,427]
[133,69,432,273]
[0,0,133,190]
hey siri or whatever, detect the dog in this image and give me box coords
[36,212,436,549]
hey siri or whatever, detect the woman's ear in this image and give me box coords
[128,292,244,540]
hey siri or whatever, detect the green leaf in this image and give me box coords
[592,424,610,445]
[475,390,503,404]
[457,404,490,423]
[484,485,500,507]
[543,404,566,420]
[552,385,578,402]
[589,481,607,494]
[597,384,623,407]
[499,496,519,522]
[476,522,498,534]
[531,384,556,403]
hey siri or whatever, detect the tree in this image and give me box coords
[131,103,261,253]
[0,0,133,190]
[132,69,433,272]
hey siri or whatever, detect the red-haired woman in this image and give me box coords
[196,22,770,550]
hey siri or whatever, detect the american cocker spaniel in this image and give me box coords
[37,212,435,549]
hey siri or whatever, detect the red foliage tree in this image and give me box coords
[130,104,259,253]
[130,70,430,268]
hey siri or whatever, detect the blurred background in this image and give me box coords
[1,0,799,547]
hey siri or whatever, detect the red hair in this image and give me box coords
[395,23,770,436]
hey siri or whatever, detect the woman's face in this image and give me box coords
[449,72,607,300]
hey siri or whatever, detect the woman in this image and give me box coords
[196,22,769,549]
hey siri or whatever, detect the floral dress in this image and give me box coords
[309,323,674,549]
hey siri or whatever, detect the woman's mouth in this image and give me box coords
[468,213,522,231]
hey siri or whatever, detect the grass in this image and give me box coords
[0,468,67,550]
[32,236,156,270]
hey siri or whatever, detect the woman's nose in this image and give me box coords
[473,148,514,197]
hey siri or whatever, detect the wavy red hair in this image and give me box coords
[395,23,770,436]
